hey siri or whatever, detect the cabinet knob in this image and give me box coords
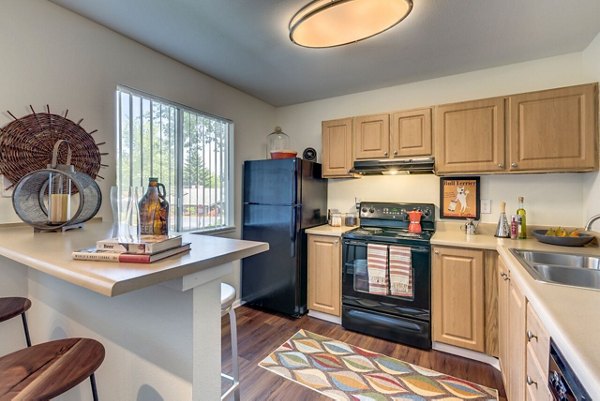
[526,376,537,387]
[334,240,339,245]
[500,272,509,281]
[434,250,439,255]
[511,162,518,168]
[527,330,538,342]
[497,163,504,168]
[393,150,398,156]
[384,152,388,156]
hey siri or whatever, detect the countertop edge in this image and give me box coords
[497,246,600,399]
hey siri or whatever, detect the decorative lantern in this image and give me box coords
[12,140,101,231]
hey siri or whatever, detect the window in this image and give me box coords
[116,86,233,233]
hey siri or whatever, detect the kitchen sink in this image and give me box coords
[510,249,600,290]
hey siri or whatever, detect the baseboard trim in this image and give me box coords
[432,342,500,371]
[307,310,342,325]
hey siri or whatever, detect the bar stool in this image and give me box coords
[221,283,240,401]
[0,337,105,401]
[0,297,32,347]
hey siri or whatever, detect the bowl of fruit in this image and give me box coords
[532,227,595,247]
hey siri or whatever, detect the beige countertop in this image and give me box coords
[433,223,600,397]
[0,221,268,297]
[305,224,356,237]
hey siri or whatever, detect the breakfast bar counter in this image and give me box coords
[0,221,268,401]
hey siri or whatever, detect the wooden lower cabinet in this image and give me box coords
[307,235,341,316]
[499,255,551,401]
[497,258,510,387]
[432,246,485,352]
[507,271,527,401]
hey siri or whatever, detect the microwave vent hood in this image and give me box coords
[350,157,435,175]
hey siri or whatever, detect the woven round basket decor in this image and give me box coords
[0,107,105,189]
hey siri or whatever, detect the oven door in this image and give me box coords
[341,238,430,321]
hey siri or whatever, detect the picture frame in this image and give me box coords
[439,176,481,220]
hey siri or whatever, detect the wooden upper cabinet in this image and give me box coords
[432,246,485,352]
[322,118,353,178]
[435,97,505,174]
[508,83,598,172]
[390,108,432,158]
[353,114,390,160]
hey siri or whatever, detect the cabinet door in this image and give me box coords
[434,97,505,174]
[432,247,485,352]
[497,257,510,390]
[508,275,526,401]
[508,83,598,172]
[307,235,341,316]
[353,114,390,160]
[322,118,353,177]
[390,108,432,158]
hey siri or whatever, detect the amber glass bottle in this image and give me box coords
[138,177,169,235]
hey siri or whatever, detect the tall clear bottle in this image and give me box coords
[138,178,169,235]
[517,196,527,239]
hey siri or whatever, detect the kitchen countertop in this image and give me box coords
[433,223,600,398]
[306,224,356,236]
[0,221,269,297]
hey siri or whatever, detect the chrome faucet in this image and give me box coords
[584,214,600,231]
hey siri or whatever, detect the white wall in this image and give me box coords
[276,51,599,226]
[582,32,600,228]
[0,0,275,229]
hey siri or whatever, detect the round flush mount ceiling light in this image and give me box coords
[289,0,413,48]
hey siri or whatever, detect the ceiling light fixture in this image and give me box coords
[289,0,413,48]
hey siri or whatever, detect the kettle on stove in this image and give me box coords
[407,210,423,234]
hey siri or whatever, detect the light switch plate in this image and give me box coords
[481,199,491,214]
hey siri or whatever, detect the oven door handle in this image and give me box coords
[343,240,430,254]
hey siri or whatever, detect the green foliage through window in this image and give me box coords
[116,86,232,232]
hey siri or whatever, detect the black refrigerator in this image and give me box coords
[241,158,327,317]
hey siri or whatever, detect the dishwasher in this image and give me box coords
[548,339,591,400]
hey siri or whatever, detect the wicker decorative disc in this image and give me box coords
[0,110,104,189]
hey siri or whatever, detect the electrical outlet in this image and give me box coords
[481,199,491,214]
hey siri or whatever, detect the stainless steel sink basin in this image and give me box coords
[510,249,600,290]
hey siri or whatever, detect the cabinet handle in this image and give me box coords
[511,162,518,168]
[526,376,537,387]
[497,163,504,168]
[500,272,509,281]
[527,330,538,342]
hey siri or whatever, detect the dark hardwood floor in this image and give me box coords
[222,306,507,401]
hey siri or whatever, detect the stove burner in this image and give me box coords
[354,227,383,235]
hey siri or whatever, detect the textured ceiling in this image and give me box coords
[49,0,600,106]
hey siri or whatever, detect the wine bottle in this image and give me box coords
[138,178,169,235]
[517,196,527,239]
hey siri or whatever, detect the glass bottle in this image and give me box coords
[138,178,169,235]
[517,196,527,239]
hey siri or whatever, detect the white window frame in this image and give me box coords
[116,85,234,233]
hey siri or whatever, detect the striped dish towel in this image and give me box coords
[389,245,413,297]
[367,243,388,295]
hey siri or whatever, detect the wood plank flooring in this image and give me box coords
[222,306,507,401]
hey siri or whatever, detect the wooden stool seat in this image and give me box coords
[0,338,105,401]
[0,297,31,323]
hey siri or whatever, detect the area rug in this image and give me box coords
[259,330,498,401]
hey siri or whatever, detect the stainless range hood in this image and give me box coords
[350,157,435,175]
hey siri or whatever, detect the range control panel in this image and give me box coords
[359,202,435,222]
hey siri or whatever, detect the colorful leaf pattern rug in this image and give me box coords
[259,330,498,401]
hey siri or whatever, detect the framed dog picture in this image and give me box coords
[440,176,480,220]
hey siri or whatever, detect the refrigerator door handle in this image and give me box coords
[290,206,298,257]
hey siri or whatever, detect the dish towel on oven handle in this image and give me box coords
[367,243,389,295]
[389,245,413,297]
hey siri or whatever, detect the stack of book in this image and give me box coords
[72,234,191,263]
